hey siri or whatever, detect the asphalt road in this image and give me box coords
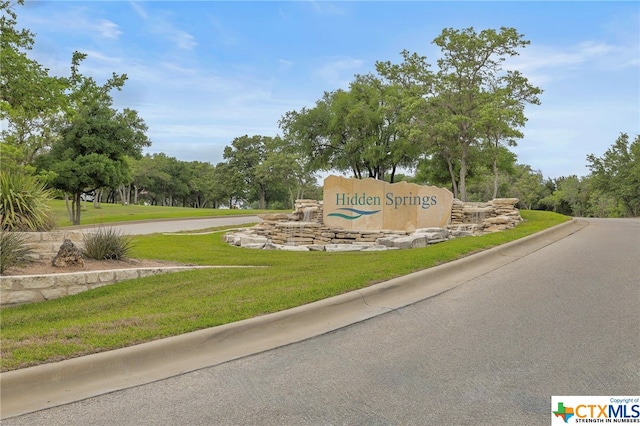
[5,218,639,425]
[75,215,261,235]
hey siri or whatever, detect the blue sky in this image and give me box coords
[16,1,640,180]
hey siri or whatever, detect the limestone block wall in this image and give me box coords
[229,197,522,251]
[0,267,203,307]
[449,198,522,233]
[0,231,207,307]
[12,230,93,261]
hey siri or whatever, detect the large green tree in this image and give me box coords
[0,0,68,164]
[429,27,541,201]
[280,73,416,183]
[587,133,640,217]
[213,161,245,208]
[255,136,309,209]
[509,164,549,210]
[540,175,590,216]
[378,28,541,201]
[223,135,284,209]
[187,161,217,208]
[36,56,150,224]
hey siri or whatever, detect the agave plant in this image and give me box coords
[0,172,55,231]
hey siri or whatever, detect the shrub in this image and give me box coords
[0,172,55,231]
[0,232,35,274]
[83,227,133,260]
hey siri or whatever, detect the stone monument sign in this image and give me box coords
[323,175,454,232]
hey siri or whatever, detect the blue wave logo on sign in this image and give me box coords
[327,208,381,220]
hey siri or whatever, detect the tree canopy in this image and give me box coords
[2,0,636,219]
[35,55,151,224]
[0,0,68,164]
[587,133,640,217]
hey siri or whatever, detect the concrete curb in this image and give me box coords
[0,218,587,419]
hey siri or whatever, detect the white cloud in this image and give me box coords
[171,30,197,50]
[306,1,347,16]
[96,19,122,39]
[129,2,148,20]
[82,49,123,65]
[507,38,638,86]
[278,59,294,72]
[207,16,238,46]
[515,100,639,178]
[128,3,197,51]
[23,10,122,41]
[143,21,196,51]
[315,57,365,89]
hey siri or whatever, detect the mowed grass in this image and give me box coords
[0,210,570,371]
[47,199,273,227]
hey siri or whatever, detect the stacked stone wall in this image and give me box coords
[226,197,522,252]
[0,231,209,307]
[449,198,521,234]
[12,231,91,261]
[0,267,203,307]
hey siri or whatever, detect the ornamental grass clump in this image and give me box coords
[0,172,55,231]
[0,231,35,274]
[83,227,133,260]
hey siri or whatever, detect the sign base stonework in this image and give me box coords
[323,175,454,232]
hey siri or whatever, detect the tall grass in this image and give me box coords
[83,228,133,260]
[0,232,35,274]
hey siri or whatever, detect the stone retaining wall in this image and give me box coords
[12,230,93,261]
[449,198,522,235]
[0,267,202,307]
[0,231,202,307]
[225,198,522,251]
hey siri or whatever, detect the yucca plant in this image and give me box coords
[83,227,133,260]
[0,172,55,231]
[0,231,35,274]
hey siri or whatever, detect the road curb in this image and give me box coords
[0,218,587,419]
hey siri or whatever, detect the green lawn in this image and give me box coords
[48,199,274,227]
[0,210,570,371]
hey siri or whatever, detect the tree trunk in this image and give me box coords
[118,184,126,205]
[95,189,103,208]
[445,157,458,199]
[289,188,295,210]
[259,186,266,209]
[65,193,73,222]
[133,185,139,205]
[459,151,468,202]
[492,156,499,199]
[73,192,82,225]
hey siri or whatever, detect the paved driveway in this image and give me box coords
[75,215,261,235]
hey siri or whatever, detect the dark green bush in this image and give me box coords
[83,228,133,260]
[0,232,35,274]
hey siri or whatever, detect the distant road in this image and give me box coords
[73,215,261,235]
